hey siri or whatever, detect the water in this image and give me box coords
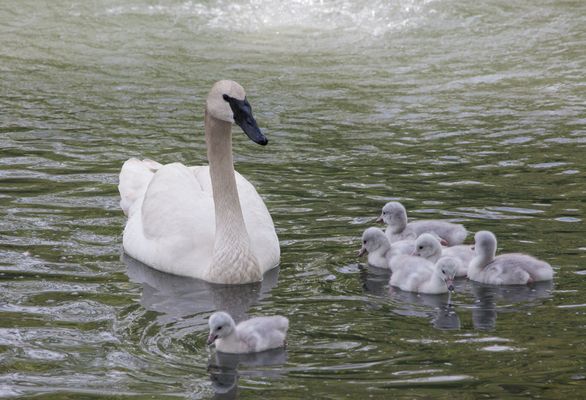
[1,0,585,398]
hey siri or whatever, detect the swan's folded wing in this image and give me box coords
[140,162,212,241]
[118,158,163,216]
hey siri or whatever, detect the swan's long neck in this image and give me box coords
[205,111,261,283]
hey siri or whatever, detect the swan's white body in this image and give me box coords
[468,231,554,285]
[378,201,467,246]
[413,233,472,277]
[119,81,280,284]
[358,227,414,269]
[208,311,288,354]
[390,257,459,294]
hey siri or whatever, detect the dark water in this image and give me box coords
[1,0,585,398]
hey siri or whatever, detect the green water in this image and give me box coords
[1,0,585,398]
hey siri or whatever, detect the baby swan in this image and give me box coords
[413,233,473,277]
[358,227,414,269]
[390,256,459,294]
[207,311,289,354]
[377,201,467,246]
[468,231,554,285]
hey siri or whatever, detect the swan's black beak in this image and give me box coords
[223,94,268,146]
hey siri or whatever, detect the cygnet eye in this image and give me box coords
[418,245,423,250]
[363,240,367,244]
[217,326,222,330]
[441,269,446,274]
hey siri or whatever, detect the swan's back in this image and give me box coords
[442,244,475,277]
[389,261,433,293]
[493,253,553,282]
[389,239,416,258]
[471,253,553,285]
[237,316,289,352]
[409,220,467,246]
[389,254,434,274]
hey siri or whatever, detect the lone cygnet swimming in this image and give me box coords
[467,231,554,285]
[207,311,289,354]
[377,201,467,246]
[413,233,473,277]
[358,227,415,269]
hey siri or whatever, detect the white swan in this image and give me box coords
[207,311,289,354]
[390,256,459,294]
[413,233,473,277]
[468,231,554,285]
[358,227,415,269]
[377,201,467,246]
[119,80,280,284]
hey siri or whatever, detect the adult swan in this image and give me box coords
[118,80,280,284]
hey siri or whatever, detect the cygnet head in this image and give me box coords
[413,233,443,260]
[206,80,267,145]
[207,311,236,345]
[358,227,389,257]
[474,231,497,259]
[376,201,408,231]
[436,257,461,292]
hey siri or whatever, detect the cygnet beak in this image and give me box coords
[207,333,218,345]
[440,238,449,246]
[357,247,366,257]
[376,215,383,223]
[446,278,455,292]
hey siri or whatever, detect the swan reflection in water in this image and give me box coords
[208,348,287,399]
[123,254,287,398]
[469,280,554,331]
[357,264,462,331]
[123,254,280,323]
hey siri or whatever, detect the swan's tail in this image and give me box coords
[118,158,162,216]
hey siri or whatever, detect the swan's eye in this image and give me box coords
[441,269,445,274]
[217,326,222,330]
[418,246,423,250]
[363,240,367,244]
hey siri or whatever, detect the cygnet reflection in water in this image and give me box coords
[357,264,461,330]
[123,254,280,323]
[469,280,554,331]
[208,348,287,399]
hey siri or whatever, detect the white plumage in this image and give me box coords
[467,231,554,285]
[378,201,467,246]
[207,311,289,354]
[358,227,415,269]
[119,81,280,284]
[413,233,473,277]
[390,256,459,294]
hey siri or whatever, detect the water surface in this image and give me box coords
[1,0,585,398]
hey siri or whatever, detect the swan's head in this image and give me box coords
[358,227,388,257]
[474,231,497,259]
[413,233,442,260]
[207,311,236,345]
[436,257,460,292]
[206,80,268,145]
[377,201,408,230]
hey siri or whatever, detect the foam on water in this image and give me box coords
[105,0,439,35]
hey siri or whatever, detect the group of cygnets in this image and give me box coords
[358,201,554,294]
